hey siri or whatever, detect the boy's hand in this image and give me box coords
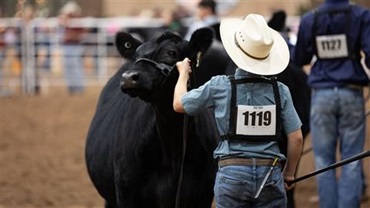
[284,176,295,190]
[176,58,192,75]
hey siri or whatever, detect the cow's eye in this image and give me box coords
[167,50,178,58]
[124,42,132,49]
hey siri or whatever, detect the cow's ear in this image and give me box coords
[209,23,221,42]
[157,30,182,44]
[188,28,214,67]
[115,31,142,59]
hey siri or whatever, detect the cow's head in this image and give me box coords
[116,28,213,102]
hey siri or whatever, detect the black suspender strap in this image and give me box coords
[228,76,237,136]
[224,76,282,142]
[312,5,359,60]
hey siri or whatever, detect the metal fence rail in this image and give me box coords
[0,17,165,95]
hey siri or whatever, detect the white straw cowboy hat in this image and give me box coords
[220,13,290,75]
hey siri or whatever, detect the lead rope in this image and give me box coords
[366,84,370,116]
[175,52,202,208]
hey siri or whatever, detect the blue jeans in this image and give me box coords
[63,45,85,94]
[214,164,286,208]
[311,87,365,208]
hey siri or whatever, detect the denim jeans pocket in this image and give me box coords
[216,171,247,198]
[214,166,252,207]
[260,168,285,201]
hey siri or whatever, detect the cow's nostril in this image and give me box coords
[131,73,139,81]
[122,72,140,82]
[121,71,141,90]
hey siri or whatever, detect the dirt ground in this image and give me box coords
[1,86,370,208]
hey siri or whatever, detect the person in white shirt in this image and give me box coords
[184,0,219,40]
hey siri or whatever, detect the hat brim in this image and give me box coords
[220,18,290,75]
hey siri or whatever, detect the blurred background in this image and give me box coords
[1,0,369,95]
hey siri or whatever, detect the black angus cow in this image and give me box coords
[85,28,221,208]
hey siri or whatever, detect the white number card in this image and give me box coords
[236,105,276,136]
[315,34,348,59]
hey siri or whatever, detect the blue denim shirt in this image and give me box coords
[181,69,302,160]
[293,0,370,89]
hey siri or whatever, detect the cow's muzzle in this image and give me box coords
[121,71,140,90]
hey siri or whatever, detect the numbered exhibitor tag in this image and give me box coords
[315,34,349,59]
[236,105,276,136]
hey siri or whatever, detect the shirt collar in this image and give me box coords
[235,68,263,78]
[235,68,247,76]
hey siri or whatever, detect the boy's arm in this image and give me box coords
[283,129,303,190]
[173,58,192,113]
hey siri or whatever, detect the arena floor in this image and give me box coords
[1,86,369,208]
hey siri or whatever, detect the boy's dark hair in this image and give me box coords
[198,0,217,14]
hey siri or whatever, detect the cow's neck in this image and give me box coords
[152,98,184,135]
[151,97,185,159]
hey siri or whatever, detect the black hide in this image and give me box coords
[85,29,220,208]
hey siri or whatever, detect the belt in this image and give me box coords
[315,84,364,91]
[345,84,364,90]
[218,158,280,167]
